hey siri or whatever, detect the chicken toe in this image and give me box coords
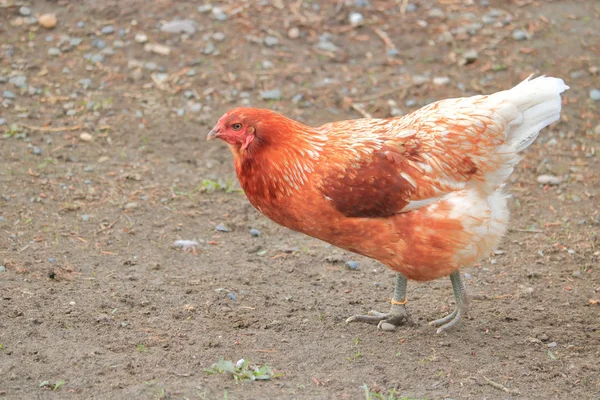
[346,274,413,329]
[429,271,469,334]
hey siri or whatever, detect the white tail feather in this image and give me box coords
[498,75,569,152]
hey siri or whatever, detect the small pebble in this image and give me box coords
[387,48,399,57]
[345,260,359,270]
[264,36,279,47]
[160,19,196,34]
[0,266,5,273]
[288,27,300,39]
[19,6,32,16]
[48,257,57,263]
[572,271,583,279]
[463,49,478,63]
[144,43,171,55]
[428,8,445,18]
[213,32,225,42]
[47,47,61,56]
[463,273,472,279]
[101,25,115,35]
[589,89,600,101]
[10,76,27,88]
[349,12,365,27]
[260,89,282,100]
[79,132,93,142]
[3,90,16,99]
[32,146,42,155]
[38,13,57,29]
[512,29,529,41]
[0,118,6,125]
[249,228,261,237]
[79,78,92,89]
[215,223,231,232]
[173,240,198,249]
[547,342,557,348]
[227,292,237,301]
[124,202,139,210]
[135,33,148,43]
[317,40,338,52]
[92,39,106,49]
[433,76,451,86]
[536,174,561,185]
[211,7,228,21]
[81,214,90,221]
[90,53,105,63]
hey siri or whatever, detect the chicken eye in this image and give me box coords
[231,123,243,131]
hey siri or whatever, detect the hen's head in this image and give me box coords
[207,108,299,154]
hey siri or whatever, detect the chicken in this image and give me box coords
[207,75,568,333]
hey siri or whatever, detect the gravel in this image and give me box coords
[160,19,196,34]
[512,29,529,41]
[101,25,115,35]
[260,89,282,100]
[215,223,231,232]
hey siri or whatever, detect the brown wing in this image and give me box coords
[317,96,512,218]
[319,152,415,218]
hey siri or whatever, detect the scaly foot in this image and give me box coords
[429,271,469,334]
[346,303,412,330]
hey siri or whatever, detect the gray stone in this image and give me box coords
[19,6,32,16]
[590,89,600,101]
[101,25,115,35]
[463,49,478,63]
[10,76,27,88]
[512,29,529,41]
[260,89,282,100]
[48,47,61,56]
[264,36,279,47]
[160,19,196,34]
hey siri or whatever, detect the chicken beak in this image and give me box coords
[206,127,220,141]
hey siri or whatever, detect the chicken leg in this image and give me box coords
[429,271,469,334]
[346,273,412,330]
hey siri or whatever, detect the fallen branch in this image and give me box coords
[19,124,82,133]
[350,103,372,118]
[480,374,520,395]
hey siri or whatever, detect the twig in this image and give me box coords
[351,103,372,118]
[400,0,409,15]
[96,217,119,234]
[253,349,279,353]
[355,85,412,102]
[373,28,395,49]
[19,124,81,133]
[480,374,520,394]
[513,229,543,233]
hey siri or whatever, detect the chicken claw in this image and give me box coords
[346,274,413,330]
[429,271,470,334]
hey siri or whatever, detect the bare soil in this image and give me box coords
[1,0,599,399]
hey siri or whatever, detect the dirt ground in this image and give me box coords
[1,0,599,399]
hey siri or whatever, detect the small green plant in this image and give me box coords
[3,124,21,138]
[0,344,4,350]
[53,380,66,391]
[198,179,240,193]
[204,358,281,382]
[361,384,423,400]
[37,157,57,170]
[136,344,146,352]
